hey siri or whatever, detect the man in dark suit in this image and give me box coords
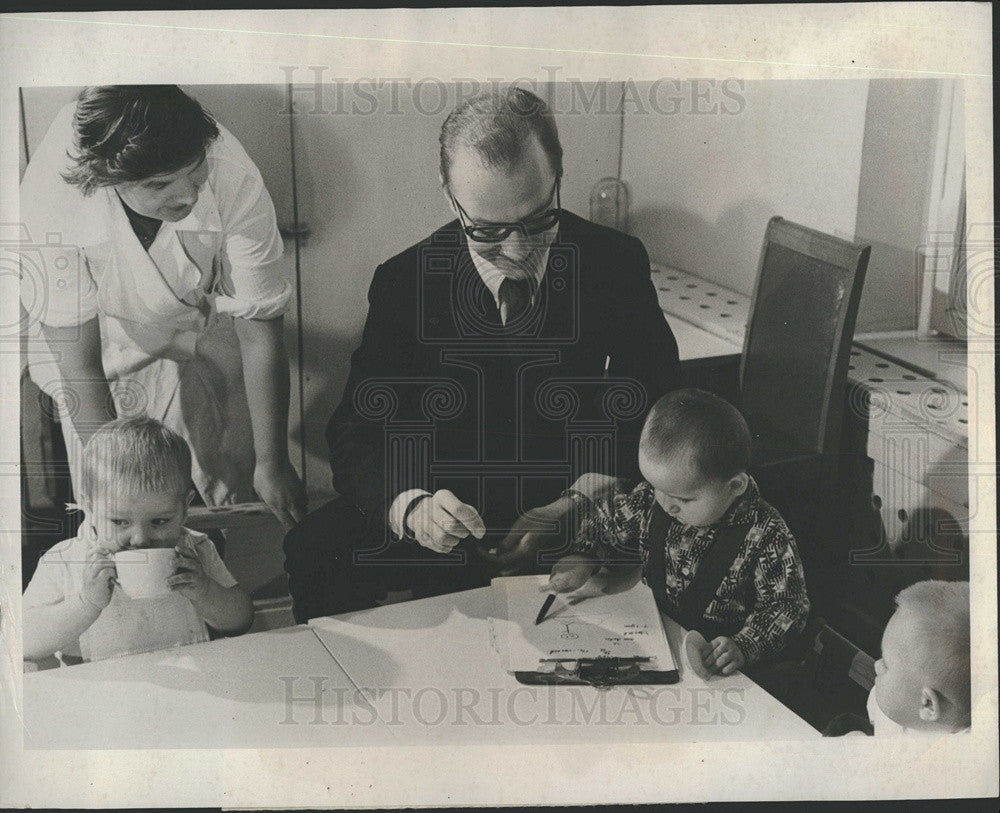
[284,87,679,622]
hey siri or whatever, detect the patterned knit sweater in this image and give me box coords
[569,474,810,666]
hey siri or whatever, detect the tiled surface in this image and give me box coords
[650,263,969,448]
[651,263,970,548]
[856,335,969,394]
[847,346,968,448]
[651,263,750,345]
[668,315,742,360]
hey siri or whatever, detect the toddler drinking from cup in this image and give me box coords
[23,417,253,666]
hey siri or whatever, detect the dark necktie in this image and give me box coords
[498,276,533,325]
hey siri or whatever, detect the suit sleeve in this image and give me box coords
[608,237,679,397]
[606,237,680,477]
[325,263,421,528]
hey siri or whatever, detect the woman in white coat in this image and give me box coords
[20,85,306,528]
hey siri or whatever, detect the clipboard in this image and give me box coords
[515,656,679,687]
[490,575,680,687]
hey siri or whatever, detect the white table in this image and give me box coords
[22,626,394,749]
[23,589,818,749]
[309,588,820,745]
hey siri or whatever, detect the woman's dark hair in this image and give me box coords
[62,85,219,195]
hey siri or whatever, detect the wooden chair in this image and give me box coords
[739,217,870,614]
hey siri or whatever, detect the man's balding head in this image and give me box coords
[439,86,563,190]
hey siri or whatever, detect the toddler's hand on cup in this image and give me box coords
[80,539,116,612]
[168,537,210,600]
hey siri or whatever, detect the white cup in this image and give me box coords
[113,547,176,599]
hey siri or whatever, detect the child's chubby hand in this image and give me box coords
[167,536,211,600]
[545,554,599,595]
[545,554,645,600]
[79,541,117,612]
[703,636,746,676]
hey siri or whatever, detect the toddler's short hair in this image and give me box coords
[640,388,751,482]
[894,580,971,724]
[79,417,193,506]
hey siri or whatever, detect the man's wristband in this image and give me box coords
[401,494,432,541]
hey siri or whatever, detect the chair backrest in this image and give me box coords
[809,622,877,695]
[740,217,870,460]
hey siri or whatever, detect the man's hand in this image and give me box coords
[406,489,486,553]
[545,555,644,600]
[254,458,308,530]
[703,636,746,676]
[489,499,571,575]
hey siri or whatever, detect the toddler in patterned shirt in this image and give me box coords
[546,388,810,676]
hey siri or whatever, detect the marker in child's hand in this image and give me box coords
[535,593,557,625]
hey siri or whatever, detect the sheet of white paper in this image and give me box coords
[490,575,677,672]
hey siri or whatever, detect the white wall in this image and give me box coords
[854,79,944,333]
[21,86,82,165]
[547,82,623,217]
[622,80,870,295]
[619,78,954,334]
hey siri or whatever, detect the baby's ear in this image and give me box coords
[75,504,96,537]
[729,472,749,496]
[919,686,943,723]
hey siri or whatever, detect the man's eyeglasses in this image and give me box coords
[450,179,561,243]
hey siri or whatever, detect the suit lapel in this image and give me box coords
[434,213,588,340]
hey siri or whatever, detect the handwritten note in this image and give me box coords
[490,575,677,673]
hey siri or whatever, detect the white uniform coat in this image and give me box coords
[20,102,292,504]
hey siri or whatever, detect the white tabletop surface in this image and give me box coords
[22,589,819,749]
[669,316,743,361]
[22,626,395,749]
[309,587,820,745]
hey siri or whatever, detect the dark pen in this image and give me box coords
[535,593,557,625]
